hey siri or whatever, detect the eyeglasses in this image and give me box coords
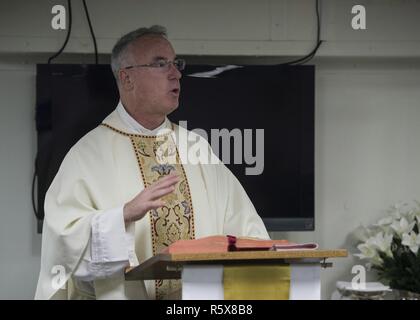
[122,58,186,72]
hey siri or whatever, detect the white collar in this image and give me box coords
[116,101,171,135]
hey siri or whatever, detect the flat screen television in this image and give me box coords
[35,63,314,232]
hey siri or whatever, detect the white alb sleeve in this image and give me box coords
[73,205,139,281]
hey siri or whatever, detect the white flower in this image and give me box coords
[375,216,393,226]
[354,241,383,266]
[352,225,373,242]
[377,224,393,235]
[402,209,417,224]
[370,232,393,258]
[354,224,393,266]
[373,217,394,234]
[390,217,415,237]
[355,232,393,259]
[354,202,420,274]
[402,232,420,254]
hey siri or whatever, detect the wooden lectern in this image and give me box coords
[125,249,348,300]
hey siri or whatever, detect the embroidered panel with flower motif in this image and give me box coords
[130,132,195,299]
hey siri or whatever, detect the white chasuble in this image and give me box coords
[35,107,269,300]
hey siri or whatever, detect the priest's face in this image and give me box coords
[122,36,182,117]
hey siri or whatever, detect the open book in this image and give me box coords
[160,235,318,254]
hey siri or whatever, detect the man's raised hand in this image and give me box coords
[123,173,179,223]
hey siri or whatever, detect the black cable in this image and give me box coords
[291,39,323,65]
[279,0,323,65]
[290,0,322,65]
[47,0,72,64]
[82,0,98,64]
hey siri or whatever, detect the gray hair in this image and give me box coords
[111,25,168,82]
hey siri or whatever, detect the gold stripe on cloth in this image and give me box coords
[223,265,291,300]
[101,124,195,299]
[130,131,195,299]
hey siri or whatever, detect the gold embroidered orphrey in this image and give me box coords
[101,123,196,299]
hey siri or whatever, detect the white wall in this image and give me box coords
[2,0,420,57]
[1,0,420,299]
[0,63,41,299]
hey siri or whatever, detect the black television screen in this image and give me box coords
[35,63,314,232]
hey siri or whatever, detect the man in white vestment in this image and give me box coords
[35,25,269,300]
